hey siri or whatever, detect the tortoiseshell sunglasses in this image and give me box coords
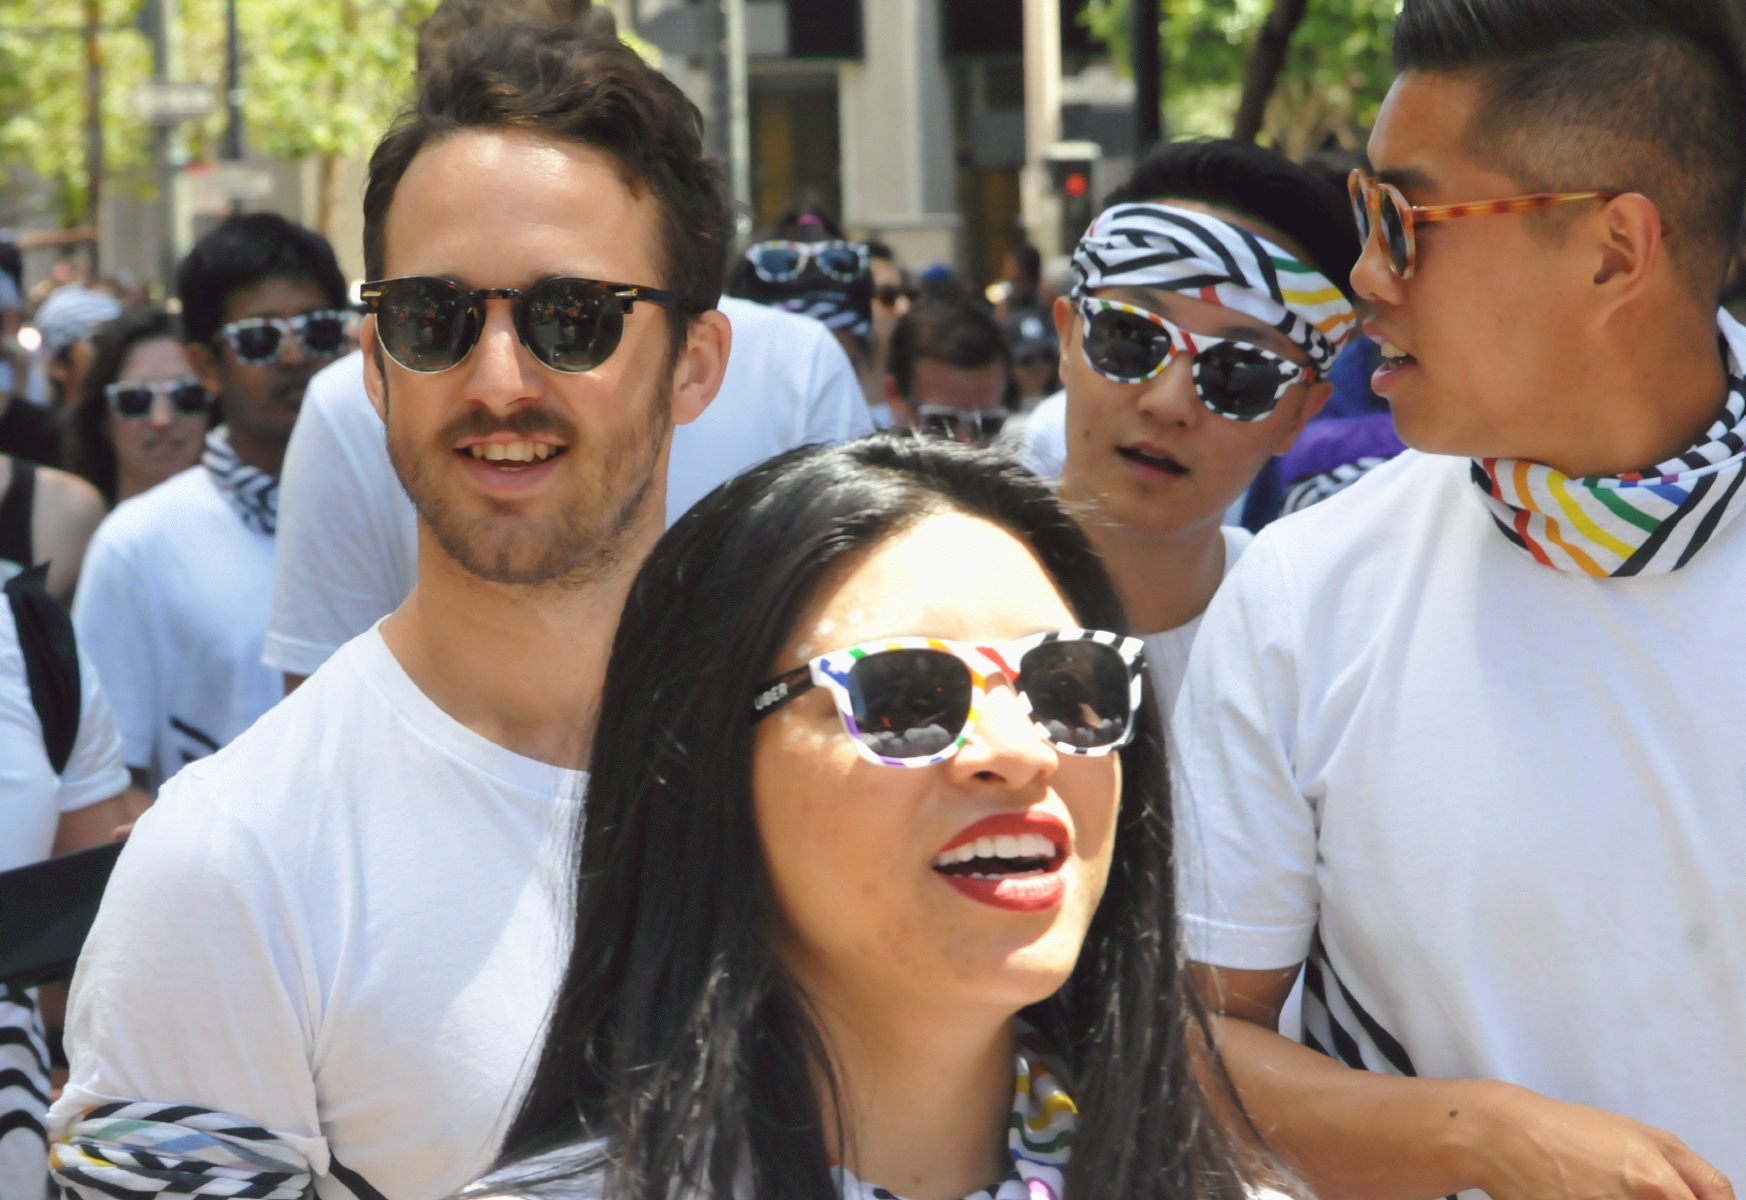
[1348,169,1618,279]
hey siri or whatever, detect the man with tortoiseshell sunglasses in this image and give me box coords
[1176,0,1746,1195]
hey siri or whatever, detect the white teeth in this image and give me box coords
[933,831,1060,869]
[1380,341,1408,360]
[467,441,559,462]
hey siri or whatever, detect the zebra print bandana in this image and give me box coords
[1070,203,1357,371]
[1472,312,1746,577]
[203,426,279,536]
[52,1103,310,1198]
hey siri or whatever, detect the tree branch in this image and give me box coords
[1232,0,1310,143]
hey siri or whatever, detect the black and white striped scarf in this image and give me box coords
[202,427,279,537]
[1,985,51,1200]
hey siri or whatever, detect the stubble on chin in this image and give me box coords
[386,375,673,590]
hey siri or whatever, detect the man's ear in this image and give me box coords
[669,310,732,427]
[1052,295,1074,343]
[184,341,224,397]
[361,316,389,422]
[1593,193,1665,300]
[1266,377,1333,456]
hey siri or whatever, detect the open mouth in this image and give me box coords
[456,440,569,470]
[1377,340,1417,368]
[1117,445,1188,477]
[932,814,1069,913]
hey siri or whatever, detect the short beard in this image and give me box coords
[385,372,672,590]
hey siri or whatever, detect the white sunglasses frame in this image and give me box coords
[751,629,1147,769]
[1077,297,1312,423]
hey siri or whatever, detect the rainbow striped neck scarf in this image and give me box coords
[835,1028,1075,1200]
[1472,311,1746,577]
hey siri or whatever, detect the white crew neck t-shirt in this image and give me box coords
[51,625,585,1200]
[72,465,278,788]
[1174,450,1746,1179]
[264,298,874,677]
[1142,524,1254,725]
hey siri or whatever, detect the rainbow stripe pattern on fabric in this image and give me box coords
[1472,318,1746,577]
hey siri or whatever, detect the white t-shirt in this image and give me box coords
[264,298,874,677]
[1,600,128,1200]
[1141,524,1254,725]
[50,626,585,1200]
[72,466,278,788]
[1008,389,1067,479]
[0,600,129,871]
[1173,450,1746,1179]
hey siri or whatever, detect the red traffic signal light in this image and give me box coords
[1064,172,1089,199]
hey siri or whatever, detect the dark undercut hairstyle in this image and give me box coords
[364,25,732,355]
[887,296,1010,401]
[472,436,1282,1200]
[1101,138,1360,298]
[177,212,346,347]
[1394,0,1746,295]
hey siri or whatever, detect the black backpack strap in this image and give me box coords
[328,1153,392,1200]
[4,563,80,775]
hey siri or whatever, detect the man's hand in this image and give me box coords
[1196,964,1733,1200]
[1471,1086,1733,1200]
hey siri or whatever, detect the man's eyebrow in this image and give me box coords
[1376,166,1436,194]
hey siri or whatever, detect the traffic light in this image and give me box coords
[1043,141,1102,251]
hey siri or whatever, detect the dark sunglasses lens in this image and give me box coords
[1085,309,1169,380]
[977,412,1008,439]
[110,387,154,418]
[1021,641,1131,750]
[921,413,958,438]
[817,245,863,279]
[168,383,209,415]
[1195,343,1290,420]
[302,313,348,356]
[377,280,475,372]
[233,324,282,363]
[520,280,620,373]
[1348,178,1372,243]
[845,649,972,760]
[754,247,804,279]
[1378,192,1411,275]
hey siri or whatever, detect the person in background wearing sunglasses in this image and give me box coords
[66,307,212,507]
[884,296,1013,448]
[725,206,881,407]
[51,26,732,1200]
[68,214,349,794]
[1177,0,1746,1195]
[460,435,1282,1200]
[1036,140,1358,721]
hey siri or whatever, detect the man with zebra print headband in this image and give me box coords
[1177,0,1746,1195]
[1045,138,1359,721]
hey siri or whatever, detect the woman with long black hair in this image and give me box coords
[466,436,1278,1200]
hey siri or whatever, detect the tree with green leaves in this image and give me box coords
[1079,0,1399,156]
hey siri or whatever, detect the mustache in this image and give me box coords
[439,405,580,445]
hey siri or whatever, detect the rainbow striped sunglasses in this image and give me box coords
[1349,168,1617,279]
[751,630,1146,769]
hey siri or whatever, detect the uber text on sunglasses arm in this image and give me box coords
[1173,1,1746,1196]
